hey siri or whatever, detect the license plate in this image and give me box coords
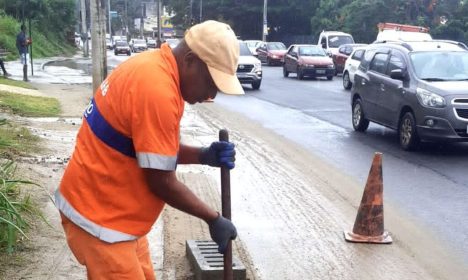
[316,70,326,74]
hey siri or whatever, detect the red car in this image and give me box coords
[332,43,367,74]
[283,44,335,80]
[256,42,287,66]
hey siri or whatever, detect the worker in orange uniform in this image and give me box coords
[55,20,244,279]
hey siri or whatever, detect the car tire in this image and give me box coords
[297,67,304,80]
[352,98,369,132]
[283,66,289,77]
[399,112,420,151]
[343,71,352,90]
[252,80,261,90]
[327,76,333,81]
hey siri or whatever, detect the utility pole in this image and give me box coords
[140,3,144,38]
[80,0,89,57]
[262,0,268,42]
[190,0,193,25]
[90,0,108,93]
[199,0,202,22]
[157,0,162,43]
[107,0,111,35]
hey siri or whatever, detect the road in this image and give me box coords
[216,65,468,260]
[41,51,468,279]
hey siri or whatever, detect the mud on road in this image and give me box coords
[0,83,466,280]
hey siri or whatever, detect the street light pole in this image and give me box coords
[199,0,202,23]
[262,0,268,42]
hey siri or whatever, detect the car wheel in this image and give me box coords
[399,112,420,151]
[352,98,369,132]
[297,67,304,80]
[283,66,289,77]
[252,80,261,90]
[327,76,333,81]
[343,71,352,90]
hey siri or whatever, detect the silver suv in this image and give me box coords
[237,42,262,90]
[351,40,468,150]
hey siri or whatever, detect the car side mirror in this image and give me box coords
[291,52,298,58]
[321,43,326,49]
[390,69,407,80]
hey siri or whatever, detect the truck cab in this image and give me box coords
[375,22,433,42]
[318,31,355,56]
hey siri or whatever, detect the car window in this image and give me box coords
[239,42,252,56]
[352,49,365,61]
[290,46,298,54]
[386,54,406,75]
[267,42,286,50]
[359,50,375,71]
[411,51,468,80]
[328,35,354,48]
[299,46,326,56]
[369,53,389,74]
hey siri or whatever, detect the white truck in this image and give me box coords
[375,22,433,42]
[318,31,355,56]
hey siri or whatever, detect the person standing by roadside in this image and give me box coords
[0,58,10,77]
[55,20,243,279]
[16,24,31,81]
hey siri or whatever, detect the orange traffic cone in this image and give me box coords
[344,152,392,244]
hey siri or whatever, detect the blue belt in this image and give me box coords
[83,98,136,158]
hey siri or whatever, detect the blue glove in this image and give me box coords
[208,214,237,254]
[199,141,236,169]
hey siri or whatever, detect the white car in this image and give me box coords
[244,40,263,57]
[342,46,367,90]
[237,42,262,90]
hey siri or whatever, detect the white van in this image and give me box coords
[318,31,354,56]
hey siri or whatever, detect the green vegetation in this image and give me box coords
[0,91,61,117]
[0,159,42,253]
[0,76,35,90]
[0,2,76,61]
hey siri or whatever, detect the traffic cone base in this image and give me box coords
[344,230,392,244]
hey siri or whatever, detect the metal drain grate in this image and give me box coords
[186,240,246,280]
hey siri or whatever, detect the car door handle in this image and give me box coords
[361,80,366,85]
[380,84,385,91]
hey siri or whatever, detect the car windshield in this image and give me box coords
[116,41,128,47]
[267,42,286,50]
[328,35,354,48]
[239,42,252,56]
[410,51,468,81]
[299,46,326,56]
[246,41,261,48]
[134,40,146,44]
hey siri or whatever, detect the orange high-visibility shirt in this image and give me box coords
[56,45,184,242]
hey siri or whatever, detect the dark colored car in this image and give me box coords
[256,42,287,66]
[283,44,335,80]
[351,40,468,150]
[333,43,367,74]
[114,41,131,56]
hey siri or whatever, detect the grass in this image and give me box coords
[0,76,35,90]
[0,91,61,117]
[0,159,43,253]
[0,118,41,158]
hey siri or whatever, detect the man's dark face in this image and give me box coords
[180,52,218,104]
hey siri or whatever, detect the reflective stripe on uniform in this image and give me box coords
[137,152,177,170]
[84,98,136,158]
[55,190,138,243]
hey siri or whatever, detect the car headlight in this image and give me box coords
[416,88,446,108]
[327,64,335,69]
[254,63,261,69]
[271,55,278,59]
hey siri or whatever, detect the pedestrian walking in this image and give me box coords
[16,24,31,81]
[0,58,11,77]
[55,20,243,279]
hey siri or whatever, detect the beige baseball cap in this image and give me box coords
[185,20,244,95]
